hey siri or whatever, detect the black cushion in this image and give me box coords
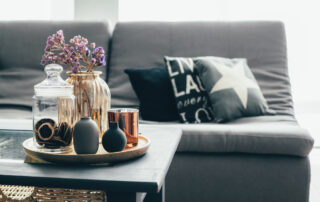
[124,67,179,121]
[164,56,213,123]
[195,56,275,122]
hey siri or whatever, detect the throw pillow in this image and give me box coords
[194,56,275,123]
[124,67,179,121]
[164,56,213,123]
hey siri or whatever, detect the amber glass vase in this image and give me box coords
[66,71,111,138]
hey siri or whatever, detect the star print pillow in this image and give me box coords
[194,56,275,123]
[165,56,213,123]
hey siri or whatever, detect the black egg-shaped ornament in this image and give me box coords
[73,117,99,154]
[102,122,127,152]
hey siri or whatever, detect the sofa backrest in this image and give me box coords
[0,21,111,108]
[107,21,294,116]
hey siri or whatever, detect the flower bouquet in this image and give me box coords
[41,30,105,73]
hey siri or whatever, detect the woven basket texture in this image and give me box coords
[0,185,106,202]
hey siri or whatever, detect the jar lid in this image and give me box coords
[34,64,73,97]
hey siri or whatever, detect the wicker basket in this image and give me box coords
[0,185,106,201]
[0,185,35,201]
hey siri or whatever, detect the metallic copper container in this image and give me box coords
[108,108,139,148]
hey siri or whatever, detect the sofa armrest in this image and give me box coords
[141,116,314,157]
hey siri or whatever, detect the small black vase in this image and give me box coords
[73,117,99,154]
[102,122,127,152]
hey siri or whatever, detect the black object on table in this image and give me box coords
[0,125,182,202]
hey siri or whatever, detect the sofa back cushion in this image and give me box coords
[108,21,294,116]
[0,21,111,108]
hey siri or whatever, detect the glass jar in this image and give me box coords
[33,64,75,152]
[66,71,111,139]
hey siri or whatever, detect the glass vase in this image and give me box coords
[33,64,75,152]
[66,71,111,138]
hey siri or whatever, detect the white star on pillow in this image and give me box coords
[210,60,260,109]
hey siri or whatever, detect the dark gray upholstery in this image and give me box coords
[167,152,310,202]
[143,116,313,157]
[0,108,32,119]
[0,21,110,108]
[108,21,293,116]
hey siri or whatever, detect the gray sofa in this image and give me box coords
[0,21,314,202]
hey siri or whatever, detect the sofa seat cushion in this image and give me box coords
[0,107,32,119]
[0,107,32,130]
[140,115,313,157]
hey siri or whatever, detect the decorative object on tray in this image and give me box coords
[73,117,99,154]
[102,122,127,152]
[23,136,150,164]
[108,108,139,148]
[33,64,75,152]
[41,30,111,138]
[194,56,275,122]
[67,71,110,138]
[124,67,179,121]
[164,56,213,123]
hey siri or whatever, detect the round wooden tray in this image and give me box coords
[23,136,150,164]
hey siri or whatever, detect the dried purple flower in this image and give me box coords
[85,47,91,57]
[90,42,96,48]
[98,55,106,66]
[41,30,106,73]
[70,35,88,49]
[91,47,106,66]
[92,47,104,55]
[40,58,46,65]
[72,62,81,73]
[91,58,96,64]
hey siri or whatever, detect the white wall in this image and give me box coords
[74,0,118,26]
[0,0,74,20]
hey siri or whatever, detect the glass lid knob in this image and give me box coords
[44,63,63,79]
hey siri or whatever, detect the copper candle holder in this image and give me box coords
[108,108,139,148]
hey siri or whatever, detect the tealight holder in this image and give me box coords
[108,108,139,148]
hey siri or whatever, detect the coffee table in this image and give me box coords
[0,125,182,202]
